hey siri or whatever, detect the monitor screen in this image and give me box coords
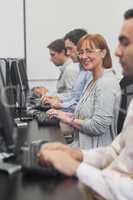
[0,59,6,87]
[0,94,15,153]
[0,66,15,152]
[10,59,29,110]
[0,59,16,117]
[10,59,29,93]
[0,58,29,122]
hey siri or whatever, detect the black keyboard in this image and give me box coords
[30,97,51,112]
[36,112,59,126]
[22,163,64,177]
[21,140,66,177]
[34,104,51,112]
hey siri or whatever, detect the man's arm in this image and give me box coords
[77,125,133,200]
[76,159,133,200]
[81,134,121,169]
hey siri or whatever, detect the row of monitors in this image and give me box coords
[0,58,29,114]
[0,58,29,152]
[0,58,28,88]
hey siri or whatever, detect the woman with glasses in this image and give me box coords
[47,33,121,149]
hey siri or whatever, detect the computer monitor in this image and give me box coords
[0,59,6,87]
[0,59,16,117]
[10,59,29,93]
[0,60,15,152]
[0,93,15,153]
[9,59,29,117]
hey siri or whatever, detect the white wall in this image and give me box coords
[0,0,24,57]
[0,0,132,82]
[26,0,133,82]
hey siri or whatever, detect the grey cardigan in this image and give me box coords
[72,69,121,149]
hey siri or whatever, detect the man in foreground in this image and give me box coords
[37,9,133,200]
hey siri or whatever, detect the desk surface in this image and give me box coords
[0,120,87,200]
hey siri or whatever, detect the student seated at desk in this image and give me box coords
[46,33,121,149]
[37,100,133,200]
[33,38,80,97]
[42,29,90,112]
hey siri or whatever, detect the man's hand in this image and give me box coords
[33,87,48,97]
[37,150,80,176]
[41,96,61,108]
[39,142,83,161]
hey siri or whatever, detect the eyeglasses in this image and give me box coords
[78,48,101,56]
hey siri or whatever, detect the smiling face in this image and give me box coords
[115,18,133,78]
[78,40,105,71]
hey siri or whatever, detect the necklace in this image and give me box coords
[80,80,96,104]
[75,80,96,119]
